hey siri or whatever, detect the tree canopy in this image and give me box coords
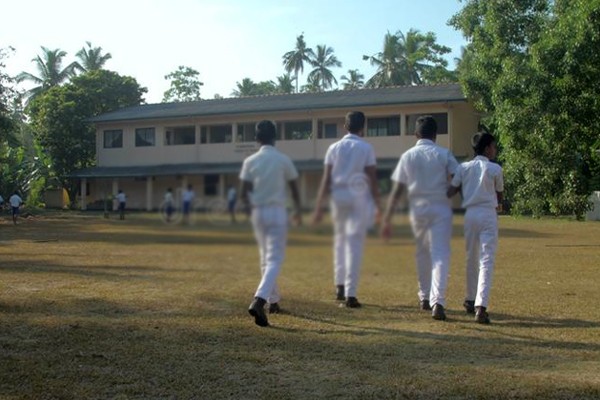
[163,66,203,103]
[450,0,600,218]
[27,70,146,203]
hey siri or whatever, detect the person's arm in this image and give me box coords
[240,181,253,214]
[288,180,302,225]
[496,191,504,213]
[365,165,381,216]
[447,185,461,198]
[312,165,332,225]
[380,181,406,240]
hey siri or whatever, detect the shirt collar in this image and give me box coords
[259,144,276,151]
[416,138,435,146]
[474,155,489,162]
[343,133,362,140]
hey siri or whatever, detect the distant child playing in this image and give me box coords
[447,132,504,324]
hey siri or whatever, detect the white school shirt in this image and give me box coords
[164,191,174,205]
[451,156,504,208]
[239,145,298,207]
[9,194,22,207]
[182,189,195,203]
[324,133,376,200]
[391,139,459,205]
[227,187,237,202]
[116,192,126,203]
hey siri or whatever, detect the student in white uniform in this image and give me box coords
[240,120,302,327]
[115,190,126,220]
[9,191,23,225]
[447,132,503,324]
[313,111,380,308]
[381,115,458,321]
[182,184,195,224]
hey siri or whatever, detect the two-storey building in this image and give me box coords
[72,83,479,211]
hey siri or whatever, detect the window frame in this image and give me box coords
[135,127,156,147]
[165,126,196,145]
[405,113,449,135]
[103,129,123,148]
[366,116,400,137]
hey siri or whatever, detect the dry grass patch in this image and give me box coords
[0,211,599,399]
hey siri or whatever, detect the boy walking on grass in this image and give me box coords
[313,111,380,308]
[240,120,302,327]
[381,115,458,321]
[447,132,503,324]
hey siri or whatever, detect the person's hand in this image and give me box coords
[380,221,392,242]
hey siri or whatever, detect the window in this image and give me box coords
[103,130,123,148]
[367,117,400,137]
[318,122,338,139]
[238,123,257,142]
[135,127,155,147]
[165,126,196,145]
[405,113,448,135]
[204,174,219,196]
[207,125,232,143]
[200,127,208,144]
[283,120,312,140]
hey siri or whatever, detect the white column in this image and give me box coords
[232,123,238,143]
[80,178,87,211]
[400,113,406,136]
[146,176,153,211]
[311,117,318,158]
[111,178,119,211]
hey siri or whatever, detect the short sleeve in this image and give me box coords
[447,151,459,176]
[366,144,376,167]
[390,158,404,183]
[239,159,252,182]
[284,157,299,181]
[324,145,334,166]
[495,166,504,192]
[451,164,463,187]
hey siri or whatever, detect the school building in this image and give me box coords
[72,83,479,211]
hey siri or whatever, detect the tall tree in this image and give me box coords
[450,0,599,218]
[75,41,112,72]
[17,46,79,102]
[340,69,364,90]
[163,66,203,102]
[231,78,277,97]
[282,33,315,93]
[307,44,342,91]
[28,70,146,203]
[363,30,453,87]
[275,74,295,94]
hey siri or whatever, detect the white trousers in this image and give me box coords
[252,206,287,304]
[331,195,370,298]
[464,207,498,308]
[409,201,452,307]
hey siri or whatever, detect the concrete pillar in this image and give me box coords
[146,176,153,211]
[311,117,318,158]
[80,178,87,211]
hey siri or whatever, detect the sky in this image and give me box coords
[2,0,467,104]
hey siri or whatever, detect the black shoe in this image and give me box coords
[432,304,446,321]
[248,297,269,327]
[475,306,490,324]
[463,300,475,314]
[345,297,362,308]
[268,303,280,314]
[420,299,432,311]
[336,285,345,301]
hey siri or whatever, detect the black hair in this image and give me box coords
[472,132,495,155]
[415,115,437,138]
[345,111,366,133]
[255,120,277,144]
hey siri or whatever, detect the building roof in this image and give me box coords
[89,84,465,123]
[70,158,401,179]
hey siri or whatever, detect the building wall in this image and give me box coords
[85,100,479,211]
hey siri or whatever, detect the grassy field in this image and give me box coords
[0,210,599,399]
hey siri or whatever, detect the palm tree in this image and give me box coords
[75,41,112,72]
[275,74,295,94]
[231,78,257,97]
[282,33,315,93]
[340,69,364,90]
[17,46,79,101]
[307,45,342,91]
[300,74,321,93]
[363,32,406,87]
